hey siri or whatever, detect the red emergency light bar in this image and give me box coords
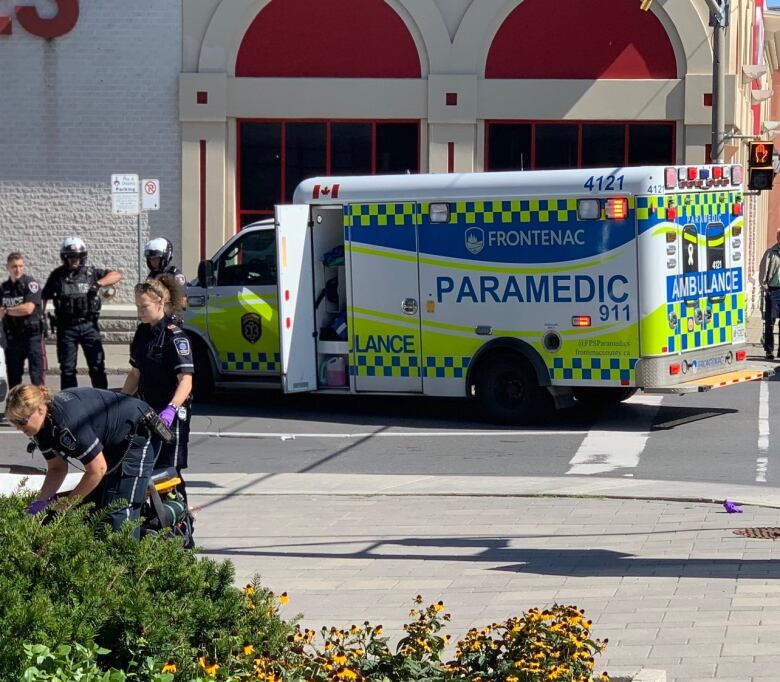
[605,197,628,220]
[687,167,697,180]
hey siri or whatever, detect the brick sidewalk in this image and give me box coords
[189,476,780,682]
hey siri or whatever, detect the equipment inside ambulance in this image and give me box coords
[184,166,770,424]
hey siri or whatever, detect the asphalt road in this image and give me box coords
[1,368,779,488]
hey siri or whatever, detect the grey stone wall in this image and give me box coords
[0,0,183,303]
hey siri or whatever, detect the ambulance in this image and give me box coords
[184,165,768,423]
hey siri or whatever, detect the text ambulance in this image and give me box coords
[184,166,767,423]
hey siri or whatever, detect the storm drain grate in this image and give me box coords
[733,527,780,540]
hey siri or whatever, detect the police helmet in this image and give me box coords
[60,236,87,265]
[144,237,173,272]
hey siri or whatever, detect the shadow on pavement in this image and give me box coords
[199,537,779,580]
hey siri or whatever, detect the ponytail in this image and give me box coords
[5,384,52,422]
[135,274,184,317]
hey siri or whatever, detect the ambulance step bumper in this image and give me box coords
[642,366,773,394]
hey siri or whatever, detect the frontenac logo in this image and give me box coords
[465,227,484,255]
[241,312,262,344]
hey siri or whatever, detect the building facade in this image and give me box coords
[0,1,777,308]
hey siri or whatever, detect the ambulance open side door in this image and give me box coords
[275,205,317,393]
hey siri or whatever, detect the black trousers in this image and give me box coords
[5,332,45,387]
[764,290,780,354]
[154,404,191,502]
[84,427,158,539]
[56,320,107,390]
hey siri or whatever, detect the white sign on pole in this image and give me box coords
[141,178,160,211]
[111,174,140,215]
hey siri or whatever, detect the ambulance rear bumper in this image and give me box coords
[642,366,772,394]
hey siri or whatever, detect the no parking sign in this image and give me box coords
[141,178,160,211]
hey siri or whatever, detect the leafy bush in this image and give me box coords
[4,492,609,681]
[0,492,292,680]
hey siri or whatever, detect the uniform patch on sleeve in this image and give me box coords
[174,337,190,356]
[59,428,77,451]
[28,281,39,293]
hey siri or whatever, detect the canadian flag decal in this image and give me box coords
[313,183,340,199]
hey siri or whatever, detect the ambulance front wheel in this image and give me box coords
[573,387,637,406]
[474,353,552,425]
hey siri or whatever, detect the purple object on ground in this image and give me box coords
[723,499,743,513]
[25,499,49,515]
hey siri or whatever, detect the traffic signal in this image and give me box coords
[747,141,775,191]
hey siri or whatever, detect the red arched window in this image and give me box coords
[486,0,677,79]
[236,0,421,78]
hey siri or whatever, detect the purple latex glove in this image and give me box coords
[158,405,177,428]
[26,499,50,515]
[723,499,743,513]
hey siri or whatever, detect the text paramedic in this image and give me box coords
[436,274,629,304]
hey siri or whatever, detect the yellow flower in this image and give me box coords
[336,667,358,680]
[161,661,177,673]
[244,584,256,595]
[279,592,289,605]
[243,643,255,656]
[333,654,347,665]
[198,656,220,677]
[600,674,610,682]
[373,626,384,636]
[434,601,444,612]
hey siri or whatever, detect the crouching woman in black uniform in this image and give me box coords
[122,276,193,500]
[5,384,160,538]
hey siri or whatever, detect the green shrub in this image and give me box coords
[0,492,292,680]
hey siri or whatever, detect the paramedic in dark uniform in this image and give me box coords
[122,275,193,500]
[5,384,160,538]
[42,237,122,390]
[0,252,45,387]
[144,237,188,313]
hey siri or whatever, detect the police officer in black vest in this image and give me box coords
[123,275,193,501]
[145,238,187,314]
[42,237,122,390]
[0,252,46,387]
[5,384,161,538]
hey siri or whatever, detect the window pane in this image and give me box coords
[582,125,625,167]
[487,124,531,171]
[534,124,578,169]
[216,230,277,286]
[332,123,372,175]
[376,123,419,174]
[628,124,674,165]
[285,122,326,201]
[240,122,281,211]
[240,213,272,229]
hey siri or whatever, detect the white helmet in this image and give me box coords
[144,237,172,272]
[60,236,87,265]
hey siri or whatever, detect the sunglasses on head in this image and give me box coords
[10,416,30,427]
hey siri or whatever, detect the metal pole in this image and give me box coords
[710,1,728,163]
[138,214,143,283]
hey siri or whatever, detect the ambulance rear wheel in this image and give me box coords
[573,387,637,406]
[474,354,551,424]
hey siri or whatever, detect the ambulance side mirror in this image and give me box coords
[197,259,215,288]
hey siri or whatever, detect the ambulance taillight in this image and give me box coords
[736,350,747,361]
[664,167,677,189]
[605,198,628,220]
[571,316,591,327]
[669,363,681,376]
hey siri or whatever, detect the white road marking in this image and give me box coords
[566,395,664,475]
[187,429,589,439]
[757,379,769,483]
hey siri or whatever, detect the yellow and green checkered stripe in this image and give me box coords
[444,198,583,225]
[665,293,744,352]
[220,351,281,372]
[637,191,740,223]
[347,202,415,228]
[549,356,638,382]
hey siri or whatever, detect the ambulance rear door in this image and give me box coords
[275,205,318,393]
